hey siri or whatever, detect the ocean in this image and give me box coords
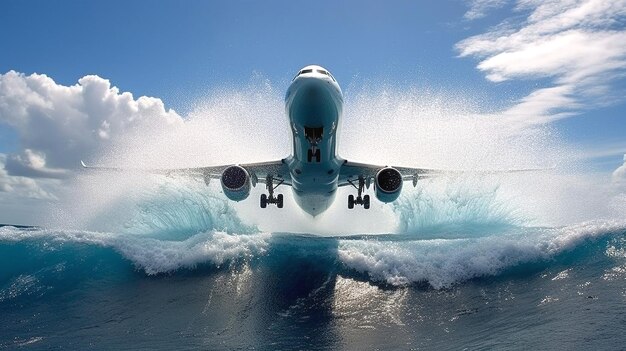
[1,198,625,349]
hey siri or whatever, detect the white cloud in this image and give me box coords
[577,142,626,161]
[0,154,57,200]
[457,0,626,126]
[0,71,186,222]
[464,0,509,20]
[4,149,68,179]
[0,71,183,178]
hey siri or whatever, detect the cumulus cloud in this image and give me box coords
[4,149,68,179]
[0,71,183,179]
[457,0,626,126]
[0,154,56,200]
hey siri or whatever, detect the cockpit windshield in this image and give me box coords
[316,69,336,82]
[292,69,312,81]
[292,67,336,82]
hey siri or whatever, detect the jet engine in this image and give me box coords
[220,165,251,201]
[374,167,403,203]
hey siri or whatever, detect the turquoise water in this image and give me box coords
[2,174,626,350]
[1,218,625,350]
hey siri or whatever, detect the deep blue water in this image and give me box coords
[1,220,625,350]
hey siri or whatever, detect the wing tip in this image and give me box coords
[80,160,88,168]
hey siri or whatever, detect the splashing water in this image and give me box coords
[6,77,624,288]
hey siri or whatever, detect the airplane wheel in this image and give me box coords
[307,149,313,162]
[260,194,267,208]
[363,195,370,209]
[277,194,284,208]
[348,194,354,209]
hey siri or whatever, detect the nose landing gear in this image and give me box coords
[307,148,320,163]
[347,175,370,209]
[305,126,323,163]
[260,175,284,208]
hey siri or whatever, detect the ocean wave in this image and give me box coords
[337,220,626,288]
[1,219,625,291]
[0,227,271,275]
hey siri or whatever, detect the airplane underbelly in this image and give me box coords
[292,189,336,217]
[290,169,338,216]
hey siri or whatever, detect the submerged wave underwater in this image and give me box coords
[2,85,626,349]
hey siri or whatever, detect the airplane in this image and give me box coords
[82,65,541,216]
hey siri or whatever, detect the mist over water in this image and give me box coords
[46,78,622,233]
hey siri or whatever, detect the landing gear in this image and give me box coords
[307,148,320,163]
[277,194,284,208]
[305,126,323,163]
[348,194,370,209]
[347,176,371,209]
[260,175,284,208]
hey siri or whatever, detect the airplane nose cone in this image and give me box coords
[305,85,320,99]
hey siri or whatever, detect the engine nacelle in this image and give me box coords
[374,167,403,203]
[220,165,251,201]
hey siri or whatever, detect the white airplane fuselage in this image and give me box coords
[284,65,344,216]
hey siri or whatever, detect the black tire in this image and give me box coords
[277,194,284,208]
[260,194,267,208]
[314,149,320,162]
[363,195,370,209]
[307,149,313,162]
[348,194,354,209]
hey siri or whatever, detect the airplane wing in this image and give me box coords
[337,160,551,188]
[80,159,292,187]
[338,160,438,188]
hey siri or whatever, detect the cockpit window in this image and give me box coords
[292,68,336,82]
[316,69,336,82]
[292,68,314,81]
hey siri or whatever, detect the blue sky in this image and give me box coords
[0,1,539,106]
[2,1,624,148]
[1,1,485,104]
[1,0,626,224]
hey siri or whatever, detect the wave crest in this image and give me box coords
[0,227,271,275]
[338,220,626,288]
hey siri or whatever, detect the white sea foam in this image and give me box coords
[1,219,624,286]
[113,231,270,274]
[0,227,271,275]
[337,220,626,288]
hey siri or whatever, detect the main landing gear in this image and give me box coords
[347,176,370,209]
[260,174,284,208]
